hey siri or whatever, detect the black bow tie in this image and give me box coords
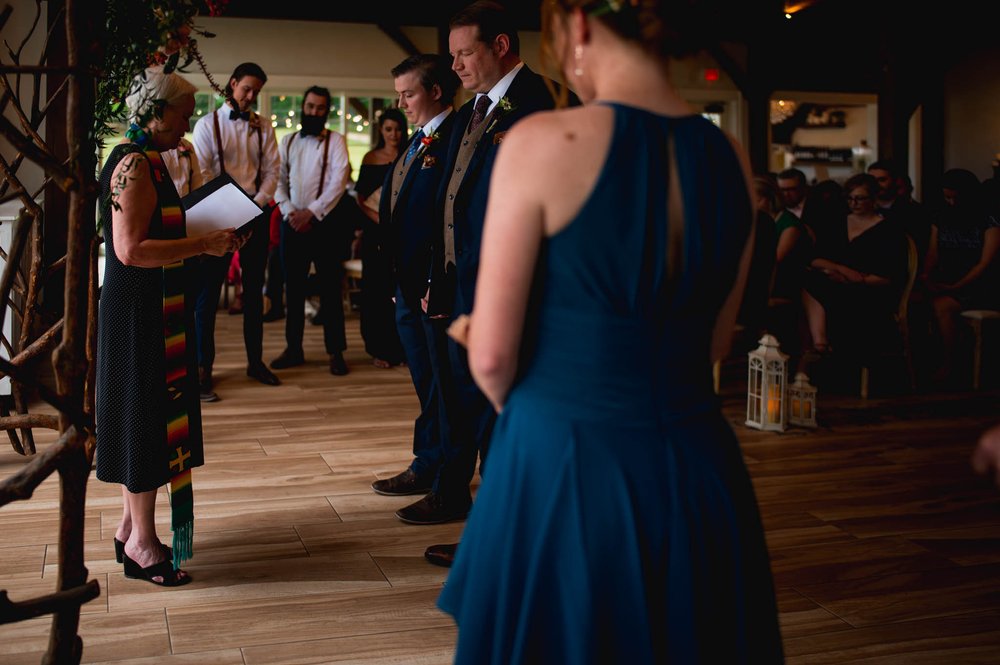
[230,109,251,121]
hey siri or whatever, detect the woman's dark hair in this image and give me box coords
[374,107,408,150]
[391,54,461,106]
[843,173,879,201]
[541,0,705,107]
[224,62,267,99]
[450,1,520,55]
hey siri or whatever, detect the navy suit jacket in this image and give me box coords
[380,112,458,302]
[431,64,564,316]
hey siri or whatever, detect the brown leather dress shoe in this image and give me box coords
[424,542,458,568]
[372,469,433,496]
[395,492,470,525]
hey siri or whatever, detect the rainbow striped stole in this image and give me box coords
[145,149,196,569]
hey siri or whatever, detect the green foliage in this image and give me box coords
[93,1,210,149]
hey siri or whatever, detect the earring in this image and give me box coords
[573,44,584,77]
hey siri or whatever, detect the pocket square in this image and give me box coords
[492,131,508,145]
[421,155,437,169]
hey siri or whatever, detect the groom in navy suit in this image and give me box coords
[395,1,574,566]
[371,55,461,498]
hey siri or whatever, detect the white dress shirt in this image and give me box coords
[476,61,524,116]
[274,129,351,221]
[192,103,280,207]
[419,107,452,138]
[159,137,204,198]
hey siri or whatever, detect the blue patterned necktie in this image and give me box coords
[404,129,424,164]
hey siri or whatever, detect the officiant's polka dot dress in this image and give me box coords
[95,143,203,493]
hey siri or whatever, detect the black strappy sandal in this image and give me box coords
[122,552,191,587]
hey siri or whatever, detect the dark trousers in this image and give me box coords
[433,310,497,501]
[395,286,449,479]
[280,219,346,355]
[265,246,285,314]
[193,208,270,371]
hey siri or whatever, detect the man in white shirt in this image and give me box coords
[191,62,281,400]
[270,86,352,375]
[160,136,203,198]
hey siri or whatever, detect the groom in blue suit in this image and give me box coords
[396,1,574,566]
[371,55,461,498]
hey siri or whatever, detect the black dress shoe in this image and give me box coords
[262,308,285,322]
[424,543,458,568]
[329,352,349,376]
[247,363,281,386]
[395,492,470,525]
[372,468,434,496]
[270,349,305,369]
[198,368,219,402]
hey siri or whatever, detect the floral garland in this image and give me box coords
[97,1,227,146]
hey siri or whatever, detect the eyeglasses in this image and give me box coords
[845,195,871,203]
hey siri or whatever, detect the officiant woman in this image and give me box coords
[95,67,241,586]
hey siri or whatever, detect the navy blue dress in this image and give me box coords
[437,104,783,663]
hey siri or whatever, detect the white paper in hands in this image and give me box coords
[184,182,262,237]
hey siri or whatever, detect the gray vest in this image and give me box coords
[443,112,493,268]
[389,143,424,215]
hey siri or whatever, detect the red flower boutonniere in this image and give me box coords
[421,155,437,169]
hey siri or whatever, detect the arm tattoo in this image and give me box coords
[109,155,144,212]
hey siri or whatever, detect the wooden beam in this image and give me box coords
[377,23,420,57]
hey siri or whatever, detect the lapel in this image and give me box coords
[388,112,457,225]
[458,66,542,193]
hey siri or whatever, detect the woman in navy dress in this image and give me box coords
[438,1,783,662]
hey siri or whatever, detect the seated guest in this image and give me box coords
[868,159,932,265]
[802,173,909,357]
[923,168,1000,380]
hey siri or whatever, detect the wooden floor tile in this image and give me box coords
[167,585,450,654]
[242,625,457,664]
[784,612,1000,663]
[107,552,389,612]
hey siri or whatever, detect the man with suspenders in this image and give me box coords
[271,86,352,375]
[192,62,281,400]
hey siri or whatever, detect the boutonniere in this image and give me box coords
[492,131,507,145]
[421,155,437,169]
[176,141,192,158]
[421,130,441,148]
[485,96,516,134]
[249,112,261,131]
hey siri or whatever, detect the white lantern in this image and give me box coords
[746,334,788,432]
[787,372,818,428]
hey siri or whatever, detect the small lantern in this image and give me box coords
[746,334,788,432]
[787,372,818,428]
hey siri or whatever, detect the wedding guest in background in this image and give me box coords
[160,136,202,197]
[270,86,352,375]
[357,108,407,369]
[192,62,281,400]
[437,0,783,661]
[923,168,1000,382]
[98,68,240,586]
[802,173,907,356]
